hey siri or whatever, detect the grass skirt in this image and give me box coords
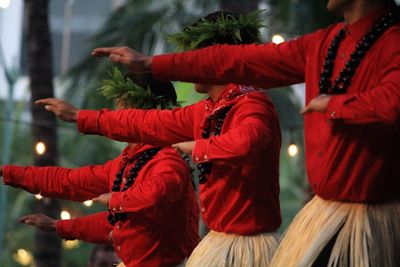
[270,196,400,267]
[186,230,279,267]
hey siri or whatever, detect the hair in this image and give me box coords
[125,72,177,105]
[98,67,177,110]
[88,244,115,264]
[168,10,263,51]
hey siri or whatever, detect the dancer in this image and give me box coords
[92,1,400,266]
[38,11,282,267]
[1,70,199,267]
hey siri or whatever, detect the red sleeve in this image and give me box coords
[2,162,112,202]
[325,53,400,125]
[152,31,323,88]
[56,212,112,244]
[108,151,190,215]
[192,93,275,163]
[77,105,195,145]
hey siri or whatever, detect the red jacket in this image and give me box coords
[3,145,199,267]
[77,84,282,234]
[151,4,400,203]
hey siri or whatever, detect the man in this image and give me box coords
[37,11,282,267]
[1,72,199,267]
[88,244,120,267]
[90,0,400,266]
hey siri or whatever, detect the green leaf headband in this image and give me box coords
[168,10,265,51]
[98,67,178,110]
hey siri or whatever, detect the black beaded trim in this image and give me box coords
[197,105,233,184]
[107,147,161,225]
[319,8,399,95]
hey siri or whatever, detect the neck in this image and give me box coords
[343,0,391,24]
[209,85,228,102]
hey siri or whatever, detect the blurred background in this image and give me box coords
[0,0,383,266]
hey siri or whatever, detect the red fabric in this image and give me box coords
[77,84,282,234]
[152,4,400,203]
[3,145,199,267]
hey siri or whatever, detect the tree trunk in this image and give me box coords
[25,0,61,266]
[219,0,259,13]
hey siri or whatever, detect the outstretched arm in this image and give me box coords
[20,212,112,244]
[35,98,196,145]
[2,161,112,202]
[92,30,324,88]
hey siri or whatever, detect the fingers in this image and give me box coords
[35,98,59,106]
[109,54,132,65]
[19,215,37,225]
[300,106,309,115]
[171,143,180,149]
[92,47,128,57]
[92,47,114,57]
[92,196,100,203]
[171,143,183,153]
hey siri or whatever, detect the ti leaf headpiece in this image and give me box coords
[98,67,178,110]
[168,10,264,51]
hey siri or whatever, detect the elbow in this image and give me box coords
[234,141,254,158]
[381,106,400,125]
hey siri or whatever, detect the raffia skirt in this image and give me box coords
[270,195,400,267]
[116,261,185,267]
[186,230,279,267]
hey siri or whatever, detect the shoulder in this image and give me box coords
[236,86,275,108]
[232,87,279,119]
[289,23,343,48]
[380,24,400,54]
[155,147,189,167]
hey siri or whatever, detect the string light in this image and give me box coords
[63,240,79,249]
[35,194,43,200]
[288,143,299,157]
[83,200,93,207]
[35,141,46,155]
[60,210,71,220]
[13,249,33,266]
[272,34,285,44]
[0,0,10,9]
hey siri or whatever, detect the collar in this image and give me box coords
[345,2,397,42]
[200,84,259,130]
[120,143,155,162]
[204,84,259,116]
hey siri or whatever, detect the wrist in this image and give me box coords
[51,220,58,231]
[73,109,80,122]
[140,56,152,73]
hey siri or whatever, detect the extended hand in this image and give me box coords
[19,214,57,232]
[172,141,195,155]
[300,94,331,115]
[36,98,79,122]
[92,193,112,206]
[92,46,152,74]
